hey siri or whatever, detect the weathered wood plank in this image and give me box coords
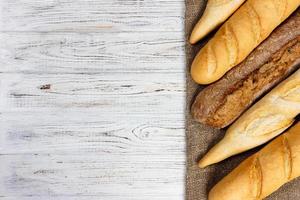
[0,0,184,32]
[0,72,184,114]
[1,111,184,153]
[0,32,184,73]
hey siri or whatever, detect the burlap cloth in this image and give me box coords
[185,1,300,199]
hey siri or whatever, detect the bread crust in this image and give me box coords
[192,10,300,128]
[209,122,300,200]
[189,0,246,44]
[191,0,300,84]
[199,68,300,168]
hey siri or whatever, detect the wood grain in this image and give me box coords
[0,0,184,33]
[0,0,185,199]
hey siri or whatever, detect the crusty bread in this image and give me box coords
[191,0,300,84]
[189,0,246,44]
[192,10,300,128]
[199,69,300,168]
[209,122,300,200]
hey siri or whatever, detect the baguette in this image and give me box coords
[209,122,300,200]
[189,0,246,44]
[192,10,300,128]
[199,69,300,168]
[191,0,300,84]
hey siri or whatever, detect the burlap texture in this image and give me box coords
[185,1,300,199]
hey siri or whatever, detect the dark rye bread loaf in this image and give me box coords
[192,9,300,129]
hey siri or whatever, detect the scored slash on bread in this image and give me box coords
[191,0,300,84]
[199,68,300,168]
[189,0,246,44]
[209,122,300,200]
[191,10,300,129]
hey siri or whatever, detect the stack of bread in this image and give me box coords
[189,0,300,199]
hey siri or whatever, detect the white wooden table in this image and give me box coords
[0,0,186,199]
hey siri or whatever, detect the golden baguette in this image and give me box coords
[189,0,246,44]
[191,0,300,84]
[209,122,300,200]
[199,69,300,168]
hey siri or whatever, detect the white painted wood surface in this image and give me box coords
[0,0,186,199]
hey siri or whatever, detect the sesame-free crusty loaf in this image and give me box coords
[199,69,300,168]
[189,0,246,44]
[192,10,300,128]
[209,122,300,200]
[191,0,300,84]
